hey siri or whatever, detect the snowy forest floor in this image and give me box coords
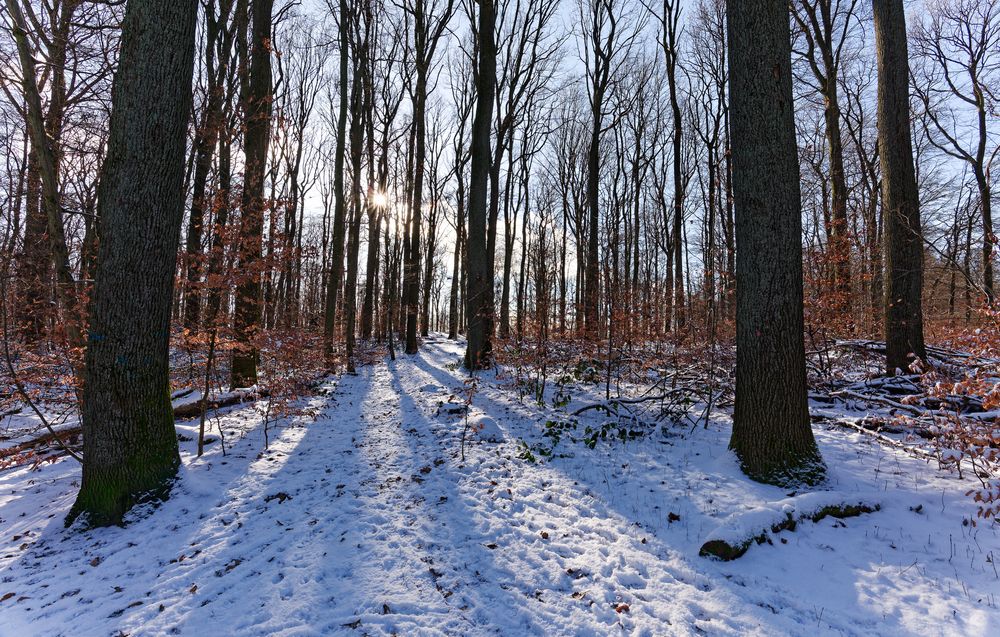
[1,336,998,636]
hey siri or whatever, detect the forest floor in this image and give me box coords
[0,336,998,636]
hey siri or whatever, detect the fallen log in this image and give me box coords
[171,387,268,419]
[2,390,267,465]
[700,492,880,561]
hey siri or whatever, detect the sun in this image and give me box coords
[370,189,389,209]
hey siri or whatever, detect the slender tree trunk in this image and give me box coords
[584,103,602,337]
[183,0,230,332]
[727,0,824,486]
[7,0,82,351]
[974,167,995,304]
[344,63,365,373]
[405,68,428,354]
[18,151,46,343]
[448,184,464,340]
[875,0,925,373]
[68,0,198,527]
[231,0,274,388]
[361,209,381,340]
[205,128,233,325]
[824,86,852,310]
[323,0,351,364]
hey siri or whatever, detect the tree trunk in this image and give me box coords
[584,103,602,337]
[182,0,230,332]
[464,0,496,370]
[361,209,381,340]
[7,0,82,351]
[231,0,274,388]
[344,62,365,373]
[824,85,852,310]
[405,69,428,354]
[974,168,995,304]
[874,0,926,374]
[68,0,198,527]
[17,151,47,344]
[727,0,824,486]
[323,0,351,364]
[448,183,464,340]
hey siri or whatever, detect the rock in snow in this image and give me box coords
[473,415,503,442]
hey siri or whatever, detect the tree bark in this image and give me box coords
[874,0,926,373]
[68,0,198,527]
[727,0,824,486]
[465,0,496,369]
[323,0,350,364]
[231,0,274,388]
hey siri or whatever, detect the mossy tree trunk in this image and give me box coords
[68,0,198,527]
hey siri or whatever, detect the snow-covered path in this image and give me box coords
[1,338,998,636]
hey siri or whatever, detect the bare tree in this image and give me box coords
[579,0,643,336]
[400,0,455,354]
[792,0,860,311]
[465,0,496,369]
[231,0,274,387]
[912,0,999,304]
[874,0,926,373]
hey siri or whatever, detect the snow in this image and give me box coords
[1,337,998,636]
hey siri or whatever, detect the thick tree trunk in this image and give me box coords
[727,0,824,486]
[874,0,925,374]
[231,0,274,388]
[68,0,197,527]
[464,0,496,370]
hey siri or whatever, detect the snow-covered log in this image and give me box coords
[699,492,881,561]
